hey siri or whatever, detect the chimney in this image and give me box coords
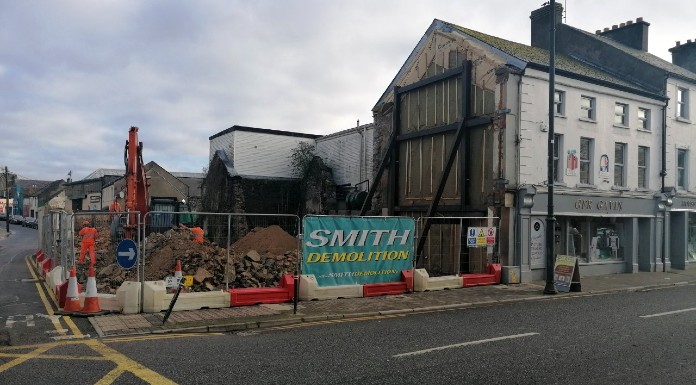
[669,39,696,74]
[598,18,650,51]
[530,2,564,49]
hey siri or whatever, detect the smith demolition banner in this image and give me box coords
[302,216,415,286]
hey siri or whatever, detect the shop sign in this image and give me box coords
[530,220,545,267]
[574,199,623,211]
[553,255,581,293]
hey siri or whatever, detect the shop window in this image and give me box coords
[689,214,696,261]
[589,218,623,262]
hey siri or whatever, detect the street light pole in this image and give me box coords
[544,0,558,295]
[5,166,9,233]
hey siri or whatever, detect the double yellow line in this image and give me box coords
[24,255,82,338]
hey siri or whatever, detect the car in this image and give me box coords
[9,215,25,225]
[23,217,38,229]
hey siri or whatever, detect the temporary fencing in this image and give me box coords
[416,216,499,275]
[141,211,301,292]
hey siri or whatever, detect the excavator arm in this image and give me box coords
[123,126,149,238]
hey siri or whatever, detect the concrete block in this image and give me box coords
[298,274,363,301]
[116,281,141,314]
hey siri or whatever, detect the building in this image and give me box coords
[366,4,692,280]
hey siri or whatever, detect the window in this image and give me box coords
[638,108,650,130]
[614,143,626,187]
[678,87,689,119]
[638,146,649,188]
[678,149,688,190]
[614,102,628,126]
[580,137,593,184]
[581,96,596,120]
[553,134,563,182]
[554,90,565,116]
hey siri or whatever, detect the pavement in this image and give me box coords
[88,268,696,337]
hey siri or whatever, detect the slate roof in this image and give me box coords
[445,21,656,94]
[568,26,696,82]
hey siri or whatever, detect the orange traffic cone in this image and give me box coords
[175,260,183,283]
[80,265,101,314]
[63,265,82,313]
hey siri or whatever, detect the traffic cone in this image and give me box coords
[171,260,183,293]
[80,265,101,314]
[63,265,82,313]
[175,259,183,283]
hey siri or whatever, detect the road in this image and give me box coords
[1,227,695,384]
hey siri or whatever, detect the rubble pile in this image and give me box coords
[77,223,299,294]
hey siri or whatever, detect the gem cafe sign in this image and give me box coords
[575,199,623,211]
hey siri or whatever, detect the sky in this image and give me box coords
[1,0,694,182]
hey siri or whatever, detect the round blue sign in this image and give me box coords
[116,239,138,269]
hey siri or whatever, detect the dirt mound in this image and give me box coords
[230,225,300,255]
[77,224,299,294]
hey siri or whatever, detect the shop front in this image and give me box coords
[517,186,665,282]
[669,196,696,270]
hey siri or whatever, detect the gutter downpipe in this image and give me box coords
[515,72,524,269]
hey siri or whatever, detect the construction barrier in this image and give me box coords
[228,274,295,306]
[362,270,413,297]
[299,274,363,301]
[461,263,502,287]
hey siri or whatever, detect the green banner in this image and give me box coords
[302,216,415,286]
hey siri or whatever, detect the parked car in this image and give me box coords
[9,215,25,225]
[23,217,38,229]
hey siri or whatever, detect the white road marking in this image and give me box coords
[6,315,34,328]
[639,307,696,318]
[393,332,539,358]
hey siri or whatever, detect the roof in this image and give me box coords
[82,168,125,180]
[375,19,664,109]
[446,21,658,95]
[171,172,206,179]
[316,123,375,142]
[209,125,321,141]
[16,179,52,190]
[569,26,696,82]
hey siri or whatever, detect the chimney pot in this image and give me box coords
[627,20,633,25]
[689,39,693,44]
[603,27,610,32]
[620,22,626,27]
[612,25,618,30]
[676,41,681,46]
[595,30,601,34]
[637,17,643,22]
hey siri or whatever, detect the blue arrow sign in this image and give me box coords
[116,239,138,269]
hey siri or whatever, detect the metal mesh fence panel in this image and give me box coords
[416,216,499,275]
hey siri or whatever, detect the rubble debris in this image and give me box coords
[76,224,299,294]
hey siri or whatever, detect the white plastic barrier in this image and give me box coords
[45,266,64,293]
[413,268,462,292]
[298,274,363,301]
[141,281,229,313]
[116,281,141,314]
[97,294,120,312]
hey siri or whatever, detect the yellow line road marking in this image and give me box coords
[0,352,110,361]
[0,344,54,373]
[85,339,178,385]
[269,313,406,330]
[103,333,221,344]
[24,256,66,336]
[94,367,126,385]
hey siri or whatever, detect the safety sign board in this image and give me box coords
[164,275,193,288]
[466,226,496,248]
[116,239,138,269]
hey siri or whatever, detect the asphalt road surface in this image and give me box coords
[1,227,695,384]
